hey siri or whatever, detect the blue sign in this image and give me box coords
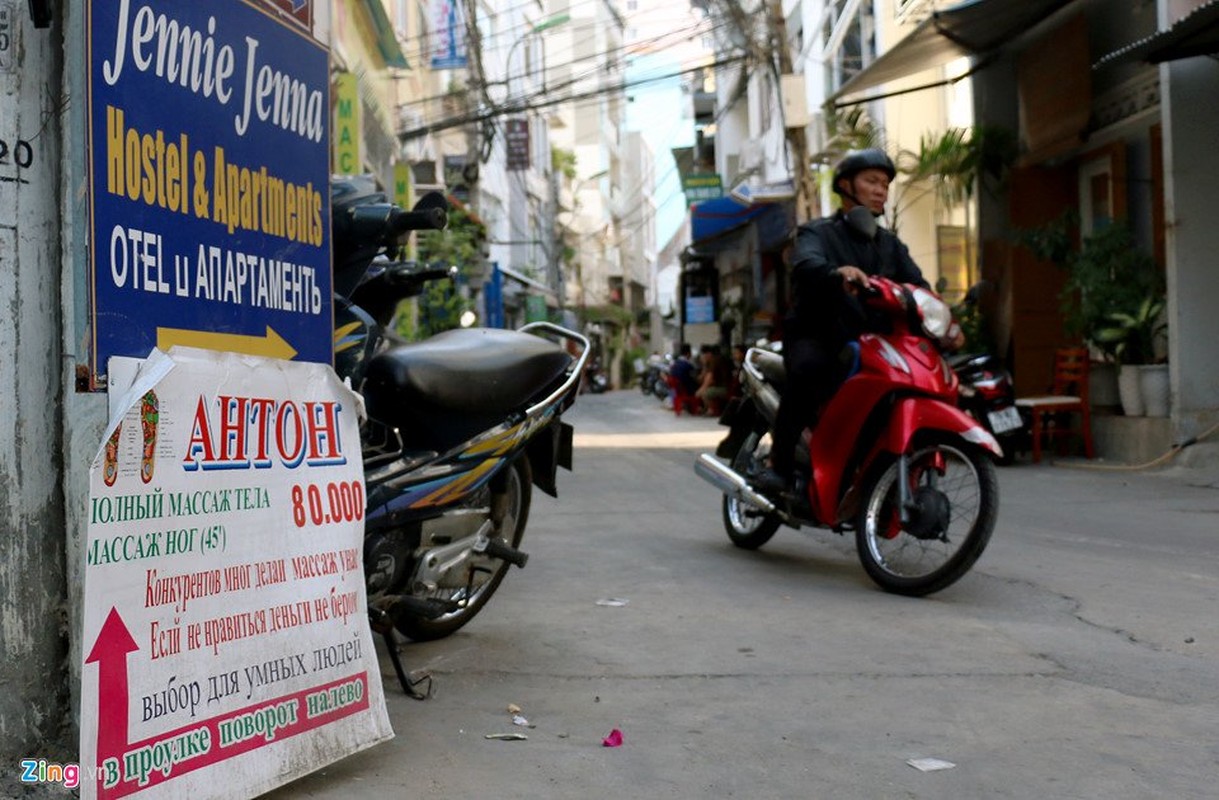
[685,295,715,325]
[484,263,505,329]
[87,0,331,387]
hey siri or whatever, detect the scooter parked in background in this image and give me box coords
[586,358,610,393]
[946,282,1026,464]
[949,351,1024,465]
[639,353,671,400]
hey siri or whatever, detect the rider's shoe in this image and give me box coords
[751,467,789,496]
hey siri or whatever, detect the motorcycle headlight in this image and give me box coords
[911,287,953,340]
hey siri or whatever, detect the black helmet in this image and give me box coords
[832,148,896,195]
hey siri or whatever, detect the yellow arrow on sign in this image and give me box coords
[156,325,299,360]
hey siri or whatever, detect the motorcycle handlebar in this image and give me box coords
[385,261,454,286]
[389,206,448,234]
[340,203,448,250]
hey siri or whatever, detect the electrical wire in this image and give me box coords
[397,1,710,70]
[393,0,605,57]
[394,15,732,115]
[1051,419,1219,472]
[402,3,725,283]
[400,54,747,139]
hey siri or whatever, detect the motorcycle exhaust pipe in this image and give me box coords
[694,454,776,514]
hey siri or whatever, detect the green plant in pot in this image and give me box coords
[1019,217,1163,413]
[1092,294,1166,367]
[1063,224,1160,350]
[1092,293,1169,416]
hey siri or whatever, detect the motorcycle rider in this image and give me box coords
[753,148,931,495]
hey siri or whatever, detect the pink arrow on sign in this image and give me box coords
[85,606,139,760]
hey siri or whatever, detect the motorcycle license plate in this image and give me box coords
[987,406,1023,434]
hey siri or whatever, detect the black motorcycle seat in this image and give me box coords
[362,328,572,451]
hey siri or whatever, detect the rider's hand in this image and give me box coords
[836,266,869,293]
[944,322,966,351]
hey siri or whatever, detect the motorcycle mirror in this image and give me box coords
[845,205,878,240]
[413,191,450,214]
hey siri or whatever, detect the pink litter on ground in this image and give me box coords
[602,729,624,747]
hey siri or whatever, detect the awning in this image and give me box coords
[690,196,768,244]
[830,0,1077,104]
[1094,0,1219,67]
[688,197,795,256]
[498,264,558,298]
[359,0,409,69]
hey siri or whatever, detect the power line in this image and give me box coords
[394,16,732,116]
[400,54,746,140]
[393,0,604,57]
[396,0,709,83]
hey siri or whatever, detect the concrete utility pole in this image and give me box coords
[0,5,69,758]
[769,0,817,223]
[462,0,489,203]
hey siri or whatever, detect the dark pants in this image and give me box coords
[770,336,849,477]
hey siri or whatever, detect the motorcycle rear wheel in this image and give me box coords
[855,433,997,596]
[395,457,532,641]
[721,431,781,549]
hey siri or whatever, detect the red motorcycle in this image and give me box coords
[696,276,1002,596]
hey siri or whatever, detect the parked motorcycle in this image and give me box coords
[643,353,674,400]
[695,276,1002,596]
[586,357,610,393]
[331,178,588,670]
[949,351,1024,465]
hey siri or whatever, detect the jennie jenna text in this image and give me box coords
[101,0,324,143]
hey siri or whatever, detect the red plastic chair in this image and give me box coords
[1015,347,1096,463]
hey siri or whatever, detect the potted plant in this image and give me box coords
[1020,217,1162,413]
[1092,293,1169,416]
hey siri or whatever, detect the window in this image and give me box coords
[1077,143,1127,240]
[822,0,876,92]
[936,225,972,303]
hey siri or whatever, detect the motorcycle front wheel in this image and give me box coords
[395,457,532,641]
[721,430,782,550]
[855,433,997,596]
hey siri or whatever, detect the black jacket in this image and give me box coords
[786,211,928,342]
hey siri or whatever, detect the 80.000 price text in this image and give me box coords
[290,481,364,528]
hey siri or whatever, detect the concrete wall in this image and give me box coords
[0,10,69,756]
[61,0,125,751]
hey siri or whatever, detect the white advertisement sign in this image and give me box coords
[80,348,391,800]
[428,0,468,69]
